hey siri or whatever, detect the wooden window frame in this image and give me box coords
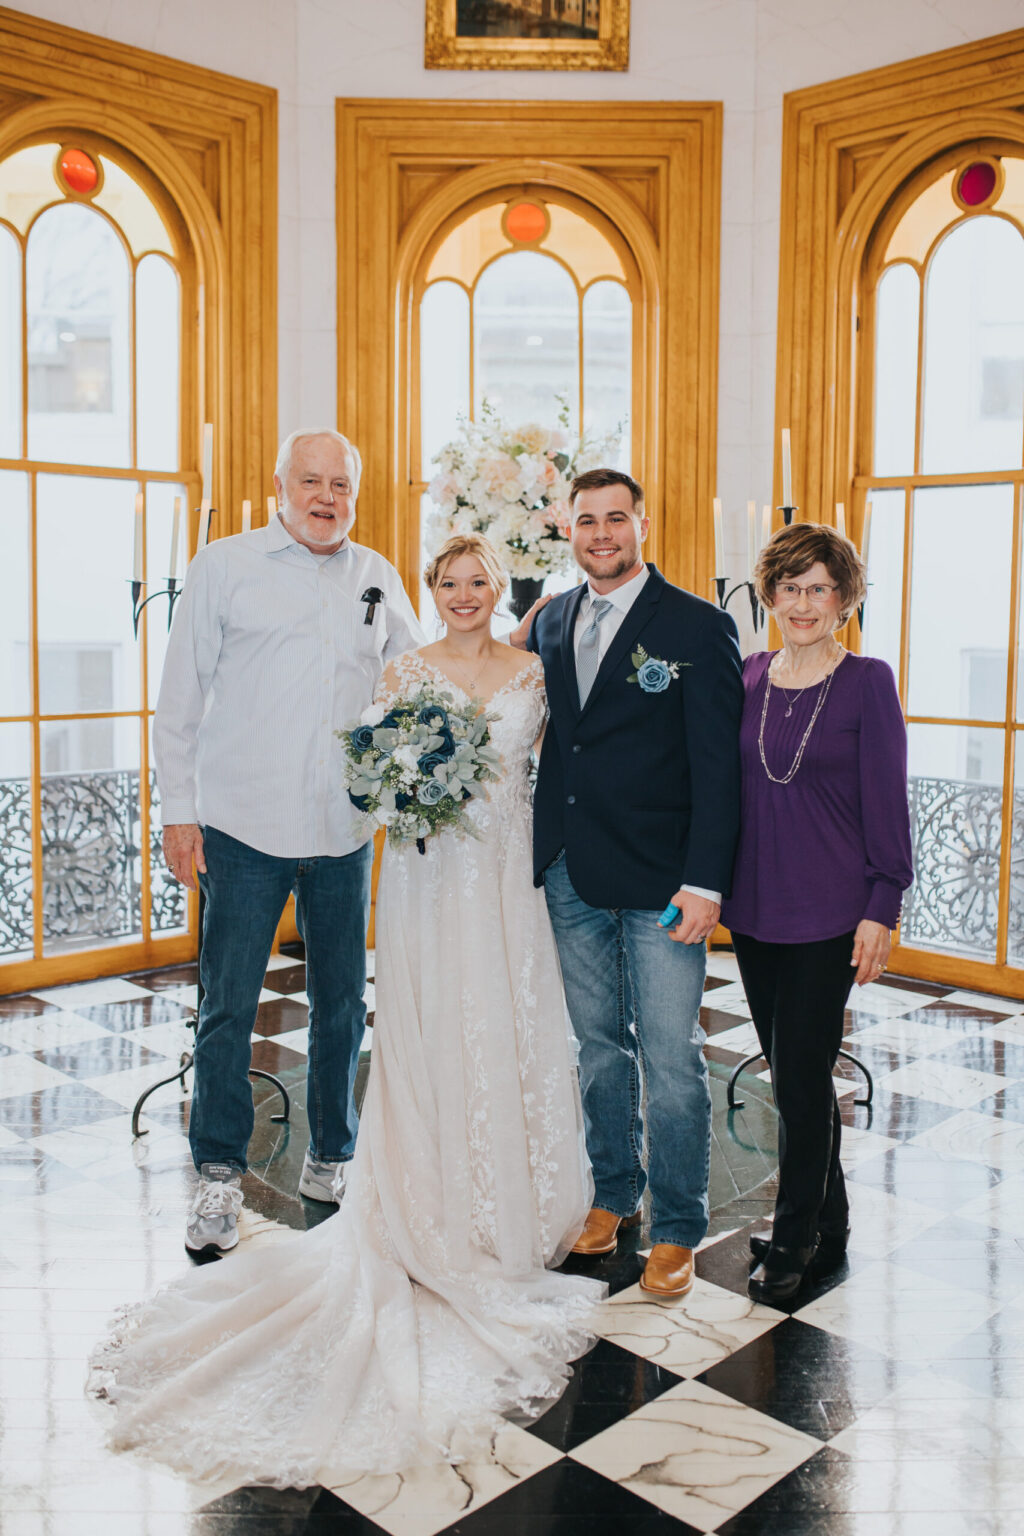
[0,7,277,995]
[776,26,1024,997]
[336,98,722,603]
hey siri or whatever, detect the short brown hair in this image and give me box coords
[754,522,867,626]
[423,532,509,601]
[569,467,645,514]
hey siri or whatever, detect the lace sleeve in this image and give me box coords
[374,650,426,707]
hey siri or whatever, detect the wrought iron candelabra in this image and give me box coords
[712,501,798,630]
[130,576,182,638]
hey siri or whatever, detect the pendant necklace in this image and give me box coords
[442,648,490,697]
[760,646,844,785]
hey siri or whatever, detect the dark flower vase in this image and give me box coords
[509,577,545,622]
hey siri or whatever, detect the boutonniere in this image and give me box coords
[627,646,690,693]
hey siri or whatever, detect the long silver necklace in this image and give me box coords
[759,649,844,785]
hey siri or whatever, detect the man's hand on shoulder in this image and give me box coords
[665,889,720,946]
[508,591,556,651]
[163,824,206,891]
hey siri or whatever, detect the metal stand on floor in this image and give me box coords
[131,886,291,1138]
[726,1048,874,1111]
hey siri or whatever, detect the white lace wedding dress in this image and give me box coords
[90,652,600,1489]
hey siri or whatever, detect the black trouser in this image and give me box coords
[731,930,857,1250]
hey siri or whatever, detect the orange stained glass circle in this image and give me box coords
[58,147,99,196]
[504,201,548,245]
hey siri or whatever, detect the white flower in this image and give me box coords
[360,703,386,726]
[394,745,420,775]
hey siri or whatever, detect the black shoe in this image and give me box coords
[747,1241,818,1304]
[749,1226,850,1274]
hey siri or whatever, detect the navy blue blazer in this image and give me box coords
[529,564,743,910]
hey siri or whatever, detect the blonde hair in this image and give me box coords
[424,533,509,601]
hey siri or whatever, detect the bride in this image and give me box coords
[90,533,602,1489]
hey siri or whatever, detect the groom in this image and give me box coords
[515,468,742,1297]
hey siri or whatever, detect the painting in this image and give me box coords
[425,0,629,71]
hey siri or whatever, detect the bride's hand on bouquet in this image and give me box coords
[665,889,720,946]
[163,823,206,891]
[508,592,555,650]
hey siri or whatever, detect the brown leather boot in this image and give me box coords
[639,1243,695,1297]
[570,1206,643,1256]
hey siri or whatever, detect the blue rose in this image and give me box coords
[349,791,372,811]
[350,724,376,753]
[417,731,455,774]
[394,791,412,810]
[637,659,672,693]
[418,705,450,730]
[417,778,450,806]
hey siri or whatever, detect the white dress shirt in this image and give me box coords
[573,564,720,907]
[153,517,425,858]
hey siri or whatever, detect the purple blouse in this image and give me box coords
[721,651,913,945]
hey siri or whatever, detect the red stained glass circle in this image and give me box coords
[59,148,99,196]
[504,201,548,244]
[957,161,997,208]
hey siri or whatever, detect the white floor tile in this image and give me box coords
[592,1277,783,1377]
[0,1012,114,1051]
[0,1055,74,1100]
[29,979,158,1008]
[324,1425,562,1536]
[910,1108,1024,1173]
[873,1059,1008,1111]
[569,1377,818,1532]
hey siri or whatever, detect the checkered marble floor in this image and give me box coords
[4,950,1024,1534]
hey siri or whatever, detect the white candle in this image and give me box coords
[200,422,213,506]
[266,494,277,524]
[712,498,724,577]
[747,501,757,577]
[781,427,792,508]
[169,496,181,581]
[132,491,144,583]
[861,500,873,570]
[761,504,772,551]
[835,501,846,539]
[197,498,211,552]
[241,499,252,534]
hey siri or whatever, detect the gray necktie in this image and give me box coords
[576,597,613,707]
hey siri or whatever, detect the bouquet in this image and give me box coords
[426,394,622,580]
[339,683,501,851]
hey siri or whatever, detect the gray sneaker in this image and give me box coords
[185,1163,243,1253]
[298,1151,347,1204]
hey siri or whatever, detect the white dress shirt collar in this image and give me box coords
[582,561,649,617]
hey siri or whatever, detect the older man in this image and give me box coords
[154,429,423,1255]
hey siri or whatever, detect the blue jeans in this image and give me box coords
[191,825,373,1173]
[544,852,711,1248]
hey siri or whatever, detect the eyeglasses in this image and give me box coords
[775,582,839,604]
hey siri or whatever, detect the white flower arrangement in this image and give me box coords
[426,396,622,580]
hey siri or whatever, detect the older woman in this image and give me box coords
[721,523,913,1304]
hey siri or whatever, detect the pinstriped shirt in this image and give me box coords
[152,516,424,857]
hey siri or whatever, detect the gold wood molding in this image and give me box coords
[775,26,1024,523]
[0,5,278,529]
[336,97,721,601]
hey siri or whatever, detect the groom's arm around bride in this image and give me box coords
[515,467,743,1299]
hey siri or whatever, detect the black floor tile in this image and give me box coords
[0,993,61,1019]
[0,1080,129,1136]
[907,1001,1018,1029]
[253,997,311,1037]
[978,1080,1024,1122]
[847,1143,1001,1208]
[697,1317,911,1439]
[700,1005,750,1036]
[838,1089,958,1140]
[73,995,195,1031]
[260,964,308,996]
[528,1336,678,1452]
[715,1445,857,1531]
[440,1458,691,1534]
[131,962,199,991]
[702,972,732,991]
[32,1035,168,1076]
[928,1034,1024,1078]
[875,975,954,999]
[249,1038,309,1075]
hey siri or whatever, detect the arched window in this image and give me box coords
[0,141,190,975]
[859,152,1024,973]
[413,192,634,604]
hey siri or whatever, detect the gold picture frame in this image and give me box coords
[425,0,629,72]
